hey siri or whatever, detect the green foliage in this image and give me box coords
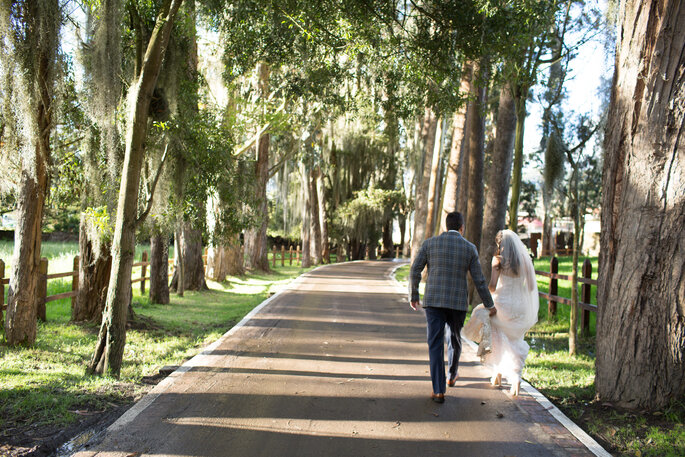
[519,180,539,219]
[333,187,403,245]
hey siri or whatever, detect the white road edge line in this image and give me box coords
[388,262,612,457]
[106,263,328,434]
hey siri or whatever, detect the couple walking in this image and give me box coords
[409,212,539,403]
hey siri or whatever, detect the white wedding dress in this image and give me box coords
[484,270,539,386]
[464,230,539,391]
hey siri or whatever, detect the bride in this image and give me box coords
[482,229,539,396]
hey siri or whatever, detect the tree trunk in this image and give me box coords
[73,217,112,321]
[173,229,185,296]
[541,212,554,256]
[226,234,245,276]
[88,0,183,377]
[479,82,516,282]
[440,65,471,233]
[597,0,685,410]
[309,167,322,265]
[6,168,48,344]
[457,92,474,223]
[301,163,312,268]
[149,233,169,304]
[244,62,271,272]
[569,170,579,356]
[425,117,444,237]
[4,0,60,345]
[206,245,227,282]
[170,222,208,291]
[410,108,437,260]
[316,166,329,263]
[465,60,488,250]
[508,85,528,231]
[381,219,393,258]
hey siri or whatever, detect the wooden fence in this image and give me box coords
[0,250,209,320]
[535,257,597,334]
[269,244,406,267]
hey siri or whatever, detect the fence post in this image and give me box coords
[281,245,285,267]
[289,246,293,266]
[272,245,276,268]
[0,259,5,324]
[549,256,558,318]
[71,256,79,311]
[581,259,592,336]
[297,245,301,264]
[141,251,148,295]
[37,257,48,322]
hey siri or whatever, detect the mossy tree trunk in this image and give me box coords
[309,167,323,265]
[149,233,169,304]
[73,217,112,321]
[3,0,60,345]
[300,162,312,268]
[316,166,330,263]
[170,221,208,291]
[88,0,183,377]
[244,62,271,272]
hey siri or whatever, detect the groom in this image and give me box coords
[410,211,495,403]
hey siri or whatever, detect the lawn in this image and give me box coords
[0,240,312,453]
[394,257,684,457]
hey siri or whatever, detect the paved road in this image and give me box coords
[75,261,600,457]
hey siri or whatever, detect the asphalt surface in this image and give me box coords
[73,260,599,457]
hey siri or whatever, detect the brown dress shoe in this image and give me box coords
[448,375,459,387]
[431,393,445,403]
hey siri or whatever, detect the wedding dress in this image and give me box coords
[467,230,539,393]
[485,270,538,388]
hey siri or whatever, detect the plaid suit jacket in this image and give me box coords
[410,231,494,311]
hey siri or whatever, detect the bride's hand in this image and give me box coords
[491,255,502,270]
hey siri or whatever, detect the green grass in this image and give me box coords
[0,249,311,440]
[393,258,684,457]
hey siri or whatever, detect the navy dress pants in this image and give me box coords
[424,306,467,395]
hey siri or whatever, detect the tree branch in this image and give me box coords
[233,99,287,157]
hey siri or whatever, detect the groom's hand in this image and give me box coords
[488,306,497,316]
[410,301,420,311]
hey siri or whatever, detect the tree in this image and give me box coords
[464,59,488,250]
[596,0,685,409]
[439,63,471,233]
[243,62,271,272]
[88,0,183,377]
[410,108,437,259]
[1,0,62,344]
[72,0,123,321]
[479,81,516,282]
[506,1,572,230]
[559,113,602,355]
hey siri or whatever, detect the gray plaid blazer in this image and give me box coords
[410,231,494,311]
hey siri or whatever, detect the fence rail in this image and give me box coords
[535,257,596,335]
